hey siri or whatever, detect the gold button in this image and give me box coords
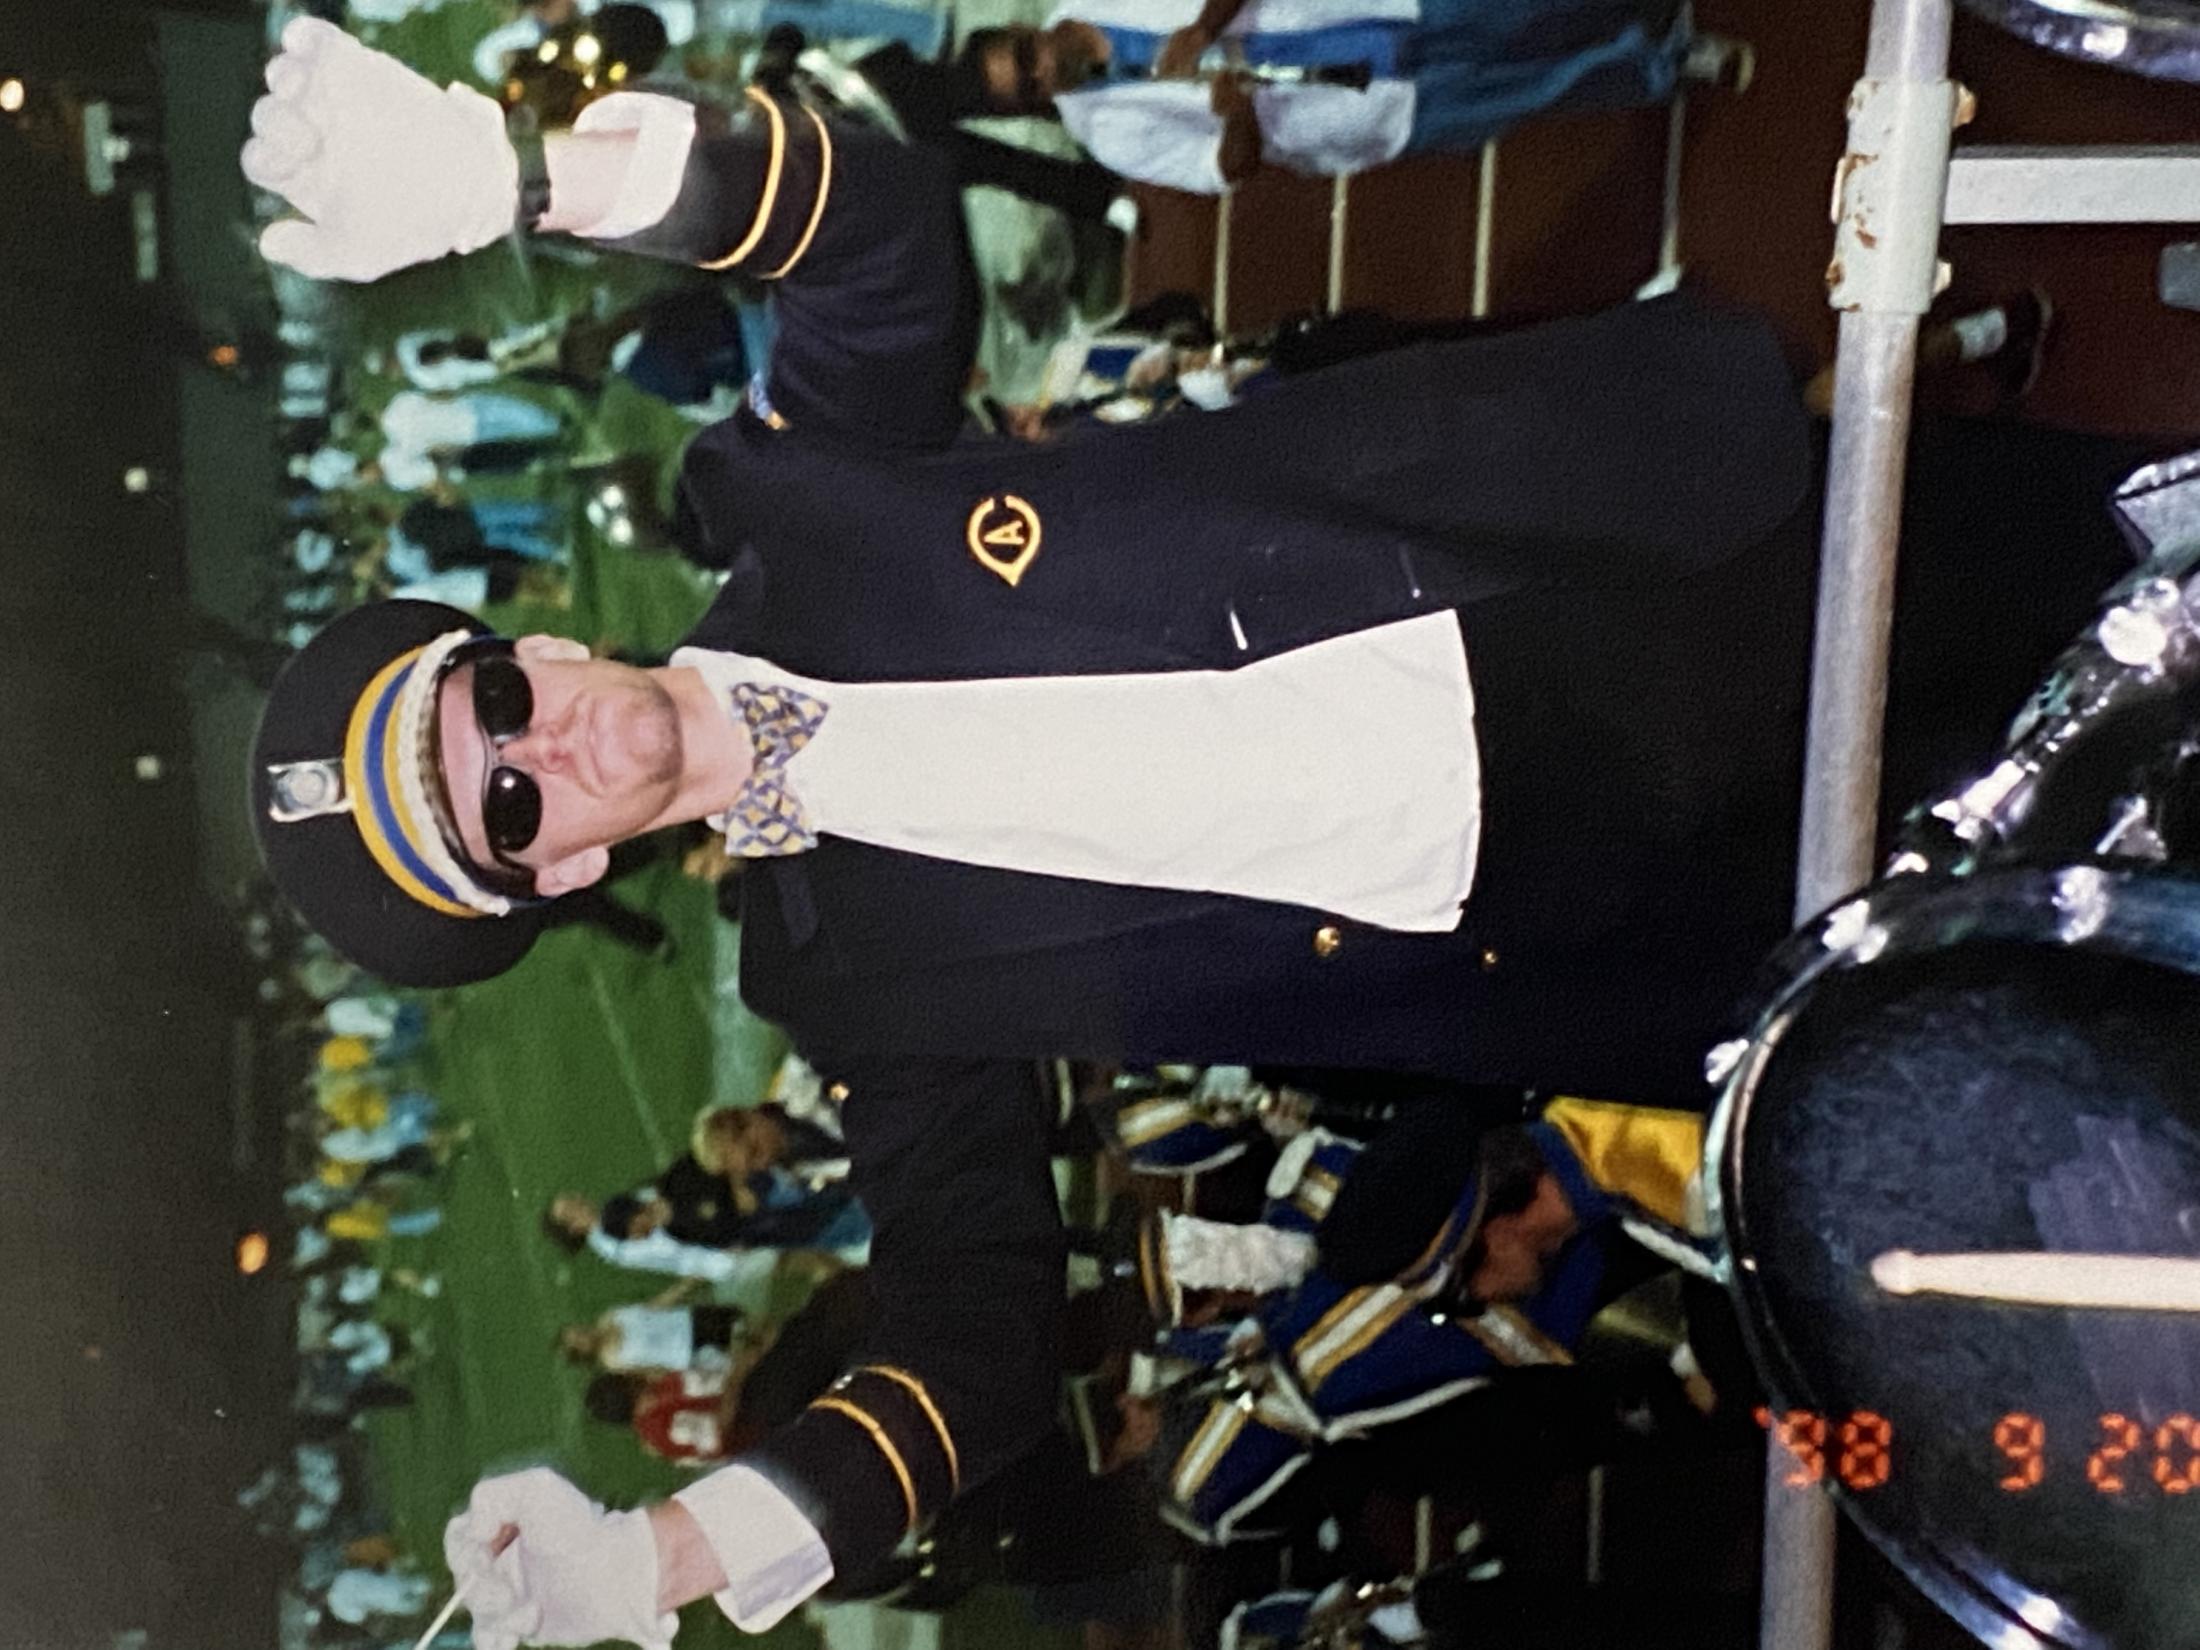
[1479,948,1500,970]
[827,1082,850,1103]
[1312,925,1343,958]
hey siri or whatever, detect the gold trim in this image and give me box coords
[1170,1400,1249,1504]
[1298,1288,1415,1392]
[1116,1099,1193,1149]
[1396,1152,1490,1292]
[342,649,475,920]
[700,87,787,271]
[1289,1284,1373,1372]
[762,104,833,278]
[1137,1214,1164,1320]
[811,1395,919,1531]
[1542,1096,1704,1229]
[856,1365,960,1491]
[963,495,1043,587]
[1291,1165,1339,1223]
[1460,1305,1575,1368]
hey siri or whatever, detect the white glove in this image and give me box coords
[242,16,518,282]
[443,1467,679,1650]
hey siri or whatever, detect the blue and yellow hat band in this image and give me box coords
[341,631,510,921]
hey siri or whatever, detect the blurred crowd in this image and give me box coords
[235,954,461,1650]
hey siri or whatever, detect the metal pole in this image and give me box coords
[1471,141,1499,318]
[1765,2,1954,1648]
[1796,0,1955,908]
[1794,311,1924,909]
[1213,191,1234,340]
[1656,90,1688,285]
[1328,173,1351,314]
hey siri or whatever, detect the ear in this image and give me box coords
[535,844,611,898]
[516,632,592,664]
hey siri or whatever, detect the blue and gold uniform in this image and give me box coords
[1158,1096,1715,1542]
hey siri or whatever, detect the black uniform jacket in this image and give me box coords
[608,85,1816,1100]
[605,82,1821,1101]
[583,87,1813,1584]
[738,1058,1067,1587]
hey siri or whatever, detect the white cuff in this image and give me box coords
[1264,1129,1332,1201]
[672,1465,834,1632]
[569,93,700,239]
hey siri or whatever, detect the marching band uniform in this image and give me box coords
[1088,1068,1273,1181]
[247,40,1804,1640]
[587,83,1815,1097]
[674,290,1811,1102]
[1155,1097,1715,1542]
[253,77,1815,1098]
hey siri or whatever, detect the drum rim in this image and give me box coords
[1705,859,2200,1650]
[1962,0,2200,85]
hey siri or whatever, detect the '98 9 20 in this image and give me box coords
[1755,1407,2200,1496]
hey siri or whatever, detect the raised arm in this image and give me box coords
[581,91,977,448]
[244,17,976,449]
[444,1059,1066,1644]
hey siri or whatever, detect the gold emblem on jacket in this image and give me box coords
[965,494,1043,586]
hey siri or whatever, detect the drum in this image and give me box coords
[1710,862,2200,1648]
[1709,518,2200,1646]
[1961,0,2200,84]
[1895,535,2200,877]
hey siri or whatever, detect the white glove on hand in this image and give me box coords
[444,1468,678,1650]
[242,16,518,282]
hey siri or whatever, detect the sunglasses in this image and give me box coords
[461,645,545,871]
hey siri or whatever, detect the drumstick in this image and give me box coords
[1872,1249,2200,1312]
[408,1585,469,1650]
[411,1521,519,1650]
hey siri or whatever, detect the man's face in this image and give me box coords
[1463,1174,1577,1303]
[550,1194,597,1236]
[436,636,685,897]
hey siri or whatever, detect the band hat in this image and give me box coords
[251,600,548,988]
[1317,1103,1492,1291]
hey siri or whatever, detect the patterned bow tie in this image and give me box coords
[720,682,830,856]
